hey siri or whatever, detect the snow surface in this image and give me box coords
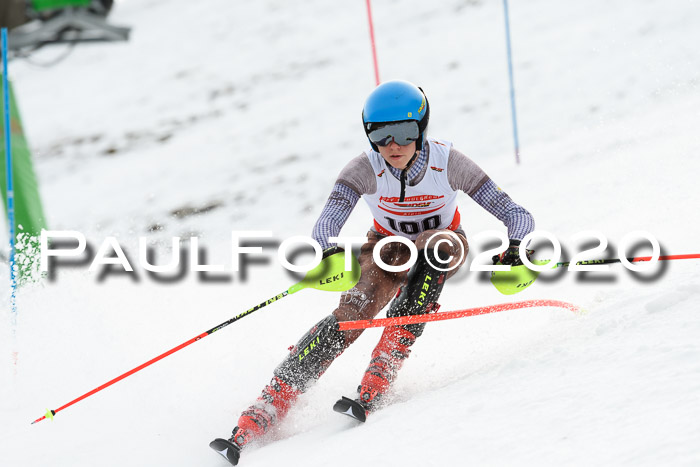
[2,0,700,466]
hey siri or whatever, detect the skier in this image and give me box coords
[211,80,535,465]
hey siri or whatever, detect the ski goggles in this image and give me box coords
[366,120,420,147]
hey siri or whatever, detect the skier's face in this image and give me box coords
[377,140,417,169]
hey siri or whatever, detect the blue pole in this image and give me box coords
[2,28,18,341]
[503,0,521,164]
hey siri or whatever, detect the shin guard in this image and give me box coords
[274,314,347,391]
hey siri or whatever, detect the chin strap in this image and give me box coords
[398,151,419,202]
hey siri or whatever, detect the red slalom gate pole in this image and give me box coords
[365,0,380,85]
[337,299,581,331]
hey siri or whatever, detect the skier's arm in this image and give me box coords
[311,183,361,250]
[311,154,376,250]
[471,179,535,241]
[447,148,535,241]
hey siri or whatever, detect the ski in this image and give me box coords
[333,396,368,422]
[209,438,241,466]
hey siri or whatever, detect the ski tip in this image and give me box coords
[209,438,241,466]
[333,396,367,423]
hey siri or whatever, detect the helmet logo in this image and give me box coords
[407,112,412,118]
[417,98,425,115]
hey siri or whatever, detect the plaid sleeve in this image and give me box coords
[311,183,361,250]
[471,179,535,241]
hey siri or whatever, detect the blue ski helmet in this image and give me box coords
[362,80,430,152]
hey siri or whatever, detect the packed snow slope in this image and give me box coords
[2,0,700,466]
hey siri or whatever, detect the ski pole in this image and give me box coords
[492,253,700,295]
[337,299,581,331]
[31,251,360,425]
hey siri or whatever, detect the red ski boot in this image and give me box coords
[238,376,300,440]
[211,376,300,464]
[335,247,447,422]
[334,323,420,422]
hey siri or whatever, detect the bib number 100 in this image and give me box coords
[384,215,442,235]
